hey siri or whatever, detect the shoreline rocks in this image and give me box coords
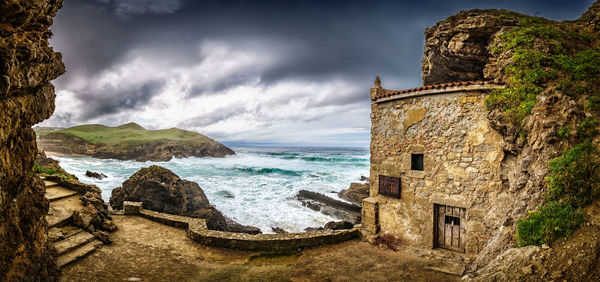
[337,182,369,205]
[86,170,107,180]
[110,165,261,234]
[295,190,361,224]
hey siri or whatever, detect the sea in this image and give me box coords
[48,146,370,233]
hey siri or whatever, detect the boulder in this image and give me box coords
[338,183,370,205]
[112,165,261,234]
[296,190,362,224]
[304,227,324,232]
[324,221,355,230]
[109,187,125,210]
[72,204,102,230]
[271,227,288,234]
[85,170,107,180]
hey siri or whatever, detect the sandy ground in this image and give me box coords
[60,215,459,282]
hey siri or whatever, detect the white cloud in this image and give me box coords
[42,39,371,146]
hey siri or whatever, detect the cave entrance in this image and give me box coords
[434,204,466,252]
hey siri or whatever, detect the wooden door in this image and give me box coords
[434,204,466,252]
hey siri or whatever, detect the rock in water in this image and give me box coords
[86,170,107,180]
[271,227,288,234]
[324,221,355,230]
[110,165,261,234]
[338,183,370,205]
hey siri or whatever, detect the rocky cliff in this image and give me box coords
[422,1,600,279]
[0,0,65,280]
[37,123,235,162]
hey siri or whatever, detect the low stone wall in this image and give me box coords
[123,201,359,251]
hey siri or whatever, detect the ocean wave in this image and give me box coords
[280,155,367,163]
[232,166,305,176]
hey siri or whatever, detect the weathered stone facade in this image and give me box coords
[362,80,506,257]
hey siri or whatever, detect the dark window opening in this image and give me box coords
[411,154,424,171]
[379,175,401,198]
[444,215,460,226]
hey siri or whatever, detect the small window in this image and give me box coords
[411,154,424,171]
[379,175,401,198]
[444,215,460,226]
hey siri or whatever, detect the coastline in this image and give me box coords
[45,146,370,233]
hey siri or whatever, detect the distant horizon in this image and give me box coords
[34,122,370,148]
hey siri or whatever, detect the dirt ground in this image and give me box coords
[60,215,459,282]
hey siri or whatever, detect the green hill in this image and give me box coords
[36,123,234,162]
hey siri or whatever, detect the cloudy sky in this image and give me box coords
[42,0,594,147]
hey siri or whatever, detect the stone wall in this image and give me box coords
[123,202,360,252]
[0,0,65,280]
[363,82,505,257]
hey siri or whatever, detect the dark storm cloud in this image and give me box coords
[93,0,184,19]
[45,0,596,144]
[78,80,164,119]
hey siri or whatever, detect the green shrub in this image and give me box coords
[486,16,600,123]
[556,126,570,139]
[576,118,599,140]
[546,141,600,208]
[516,201,584,246]
[32,162,62,175]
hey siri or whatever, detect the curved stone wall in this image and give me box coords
[123,201,359,252]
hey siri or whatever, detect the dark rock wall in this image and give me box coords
[0,0,65,280]
[421,9,523,85]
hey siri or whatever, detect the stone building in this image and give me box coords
[361,78,506,256]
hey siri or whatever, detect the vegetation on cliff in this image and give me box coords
[486,17,599,123]
[484,13,600,247]
[39,122,212,149]
[36,122,235,162]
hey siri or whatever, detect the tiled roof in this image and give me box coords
[374,80,503,100]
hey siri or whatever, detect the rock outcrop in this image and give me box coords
[467,202,600,281]
[421,9,525,85]
[295,190,361,224]
[85,170,107,180]
[110,166,261,234]
[419,1,600,279]
[337,182,369,205]
[0,0,65,280]
[36,153,118,240]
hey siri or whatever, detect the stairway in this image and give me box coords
[43,177,103,268]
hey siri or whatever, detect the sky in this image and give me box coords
[41,0,595,147]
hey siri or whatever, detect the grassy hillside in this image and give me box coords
[38,122,212,149]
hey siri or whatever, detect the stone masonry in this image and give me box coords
[362,78,506,257]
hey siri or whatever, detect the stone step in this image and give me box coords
[48,226,85,242]
[39,176,46,180]
[45,186,79,202]
[46,194,84,228]
[43,180,59,188]
[54,231,95,256]
[56,239,102,269]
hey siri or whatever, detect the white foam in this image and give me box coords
[47,147,369,233]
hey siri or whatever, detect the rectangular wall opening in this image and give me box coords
[411,154,424,171]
